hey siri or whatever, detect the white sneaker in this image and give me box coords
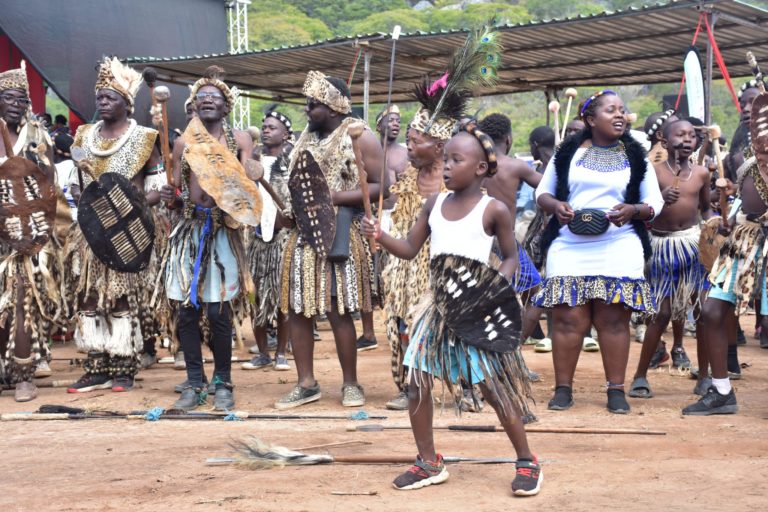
[34,360,52,378]
[582,337,600,352]
[634,324,647,343]
[534,337,552,353]
[273,353,291,371]
[174,351,186,370]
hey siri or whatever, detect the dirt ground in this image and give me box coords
[1,313,766,512]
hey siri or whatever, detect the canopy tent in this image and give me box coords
[126,0,768,123]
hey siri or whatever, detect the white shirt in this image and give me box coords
[535,146,664,278]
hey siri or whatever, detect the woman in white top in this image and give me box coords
[534,90,665,415]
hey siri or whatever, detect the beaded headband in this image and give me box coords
[188,79,238,110]
[646,108,676,138]
[579,90,617,117]
[461,121,498,175]
[0,61,28,93]
[375,104,400,126]
[263,110,292,131]
[738,78,765,98]
[94,57,143,114]
[188,66,238,110]
[302,71,351,114]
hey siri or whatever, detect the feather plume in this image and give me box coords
[109,57,142,101]
[416,22,502,130]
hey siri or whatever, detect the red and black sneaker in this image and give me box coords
[111,375,134,393]
[67,373,113,393]
[511,456,543,496]
[392,454,449,490]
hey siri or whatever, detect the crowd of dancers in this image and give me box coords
[1,27,766,497]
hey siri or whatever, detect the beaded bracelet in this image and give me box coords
[643,203,656,221]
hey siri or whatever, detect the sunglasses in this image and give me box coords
[196,92,225,102]
[0,94,31,107]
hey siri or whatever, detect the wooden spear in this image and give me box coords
[347,423,666,435]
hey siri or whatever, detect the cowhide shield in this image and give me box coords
[750,92,768,176]
[183,117,262,226]
[78,173,154,273]
[288,150,336,258]
[698,216,724,272]
[430,253,522,353]
[0,156,57,255]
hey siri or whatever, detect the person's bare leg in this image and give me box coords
[701,298,737,380]
[360,310,376,341]
[327,303,358,386]
[591,301,632,386]
[252,324,268,354]
[408,372,436,461]
[633,299,671,380]
[13,291,31,359]
[520,288,542,341]
[551,304,592,387]
[691,295,708,376]
[289,312,316,388]
[478,382,532,459]
[275,311,290,355]
[671,319,684,349]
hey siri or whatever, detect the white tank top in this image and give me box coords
[428,192,494,264]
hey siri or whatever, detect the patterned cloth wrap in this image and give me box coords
[648,225,710,321]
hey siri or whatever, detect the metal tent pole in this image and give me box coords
[363,49,371,124]
[705,12,718,125]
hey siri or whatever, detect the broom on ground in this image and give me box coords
[208,437,518,468]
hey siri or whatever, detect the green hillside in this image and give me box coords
[245,0,768,152]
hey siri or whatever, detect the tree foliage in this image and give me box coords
[288,1,410,30]
[244,0,750,153]
[248,3,332,49]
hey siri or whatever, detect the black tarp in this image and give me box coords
[0,0,227,129]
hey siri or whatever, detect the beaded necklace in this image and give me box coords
[664,160,693,182]
[87,119,137,157]
[575,141,629,172]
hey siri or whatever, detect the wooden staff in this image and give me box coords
[1,410,388,421]
[347,121,375,246]
[377,25,401,225]
[1,379,75,391]
[0,118,13,157]
[244,159,286,211]
[696,132,711,166]
[142,68,175,193]
[549,100,561,145]
[708,124,730,219]
[347,423,666,435]
[561,88,578,139]
[153,86,174,186]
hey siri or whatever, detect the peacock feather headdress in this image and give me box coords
[411,23,502,140]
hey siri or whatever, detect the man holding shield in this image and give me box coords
[65,57,161,394]
[275,71,385,409]
[0,62,60,402]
